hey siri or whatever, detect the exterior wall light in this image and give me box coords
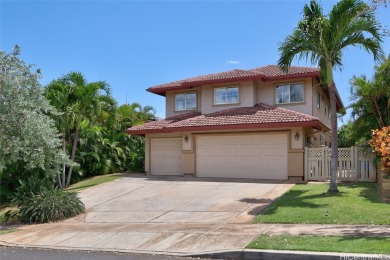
[294,132,300,140]
[184,135,189,143]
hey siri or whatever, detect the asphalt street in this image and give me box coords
[0,246,212,260]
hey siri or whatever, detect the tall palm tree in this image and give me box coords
[46,72,113,187]
[278,0,382,192]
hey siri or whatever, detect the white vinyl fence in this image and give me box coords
[304,146,376,182]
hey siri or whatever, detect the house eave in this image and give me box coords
[126,120,327,136]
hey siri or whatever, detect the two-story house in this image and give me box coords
[126,65,343,180]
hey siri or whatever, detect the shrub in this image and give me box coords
[12,174,55,206]
[368,126,390,172]
[18,189,85,223]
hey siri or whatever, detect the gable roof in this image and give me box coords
[148,65,320,95]
[126,103,327,135]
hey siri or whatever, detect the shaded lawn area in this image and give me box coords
[66,174,122,192]
[247,234,390,254]
[254,183,390,225]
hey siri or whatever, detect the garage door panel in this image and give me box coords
[196,134,288,180]
[151,138,182,176]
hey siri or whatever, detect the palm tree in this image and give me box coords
[46,72,114,187]
[349,54,390,134]
[116,102,156,130]
[278,0,383,192]
[44,80,75,188]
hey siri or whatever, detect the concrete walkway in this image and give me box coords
[1,222,389,254]
[1,175,389,256]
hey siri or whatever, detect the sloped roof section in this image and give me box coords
[147,65,320,94]
[249,65,320,77]
[125,103,327,135]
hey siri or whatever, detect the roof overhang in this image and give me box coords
[126,120,328,136]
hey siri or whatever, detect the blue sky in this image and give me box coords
[1,0,389,119]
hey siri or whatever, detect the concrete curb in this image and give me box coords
[1,242,387,260]
[187,249,389,260]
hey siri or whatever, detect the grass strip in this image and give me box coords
[247,234,390,254]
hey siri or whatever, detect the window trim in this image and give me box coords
[174,92,197,111]
[213,86,240,105]
[275,82,305,104]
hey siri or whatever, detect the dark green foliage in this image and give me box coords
[6,174,84,223]
[71,124,145,182]
[17,189,84,223]
[12,174,55,206]
[0,164,55,202]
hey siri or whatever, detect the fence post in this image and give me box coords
[353,146,358,182]
[304,147,308,181]
[323,147,328,179]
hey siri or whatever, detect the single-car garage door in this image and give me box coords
[196,133,288,180]
[151,138,182,176]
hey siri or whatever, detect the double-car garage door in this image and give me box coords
[150,133,288,180]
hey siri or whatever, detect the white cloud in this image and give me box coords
[227,60,240,65]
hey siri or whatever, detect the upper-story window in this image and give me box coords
[175,93,196,111]
[214,86,239,105]
[275,83,304,104]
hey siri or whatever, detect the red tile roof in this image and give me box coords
[126,103,327,135]
[147,65,320,94]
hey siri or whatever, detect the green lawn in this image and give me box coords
[255,183,390,225]
[66,174,122,192]
[247,234,390,254]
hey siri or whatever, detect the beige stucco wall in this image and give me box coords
[256,78,314,115]
[311,77,331,129]
[182,152,195,174]
[144,136,150,174]
[290,127,304,149]
[201,81,255,114]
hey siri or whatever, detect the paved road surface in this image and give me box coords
[0,246,212,260]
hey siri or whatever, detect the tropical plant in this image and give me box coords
[16,189,84,223]
[115,103,156,131]
[11,174,55,206]
[45,72,115,188]
[368,126,390,174]
[0,46,71,198]
[278,0,383,192]
[349,54,390,127]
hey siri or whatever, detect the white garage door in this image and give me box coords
[151,138,182,176]
[196,133,288,180]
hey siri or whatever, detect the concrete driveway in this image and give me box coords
[78,175,284,224]
[0,175,294,254]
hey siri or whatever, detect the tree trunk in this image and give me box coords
[61,135,66,188]
[57,134,66,188]
[66,124,80,188]
[327,62,339,193]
